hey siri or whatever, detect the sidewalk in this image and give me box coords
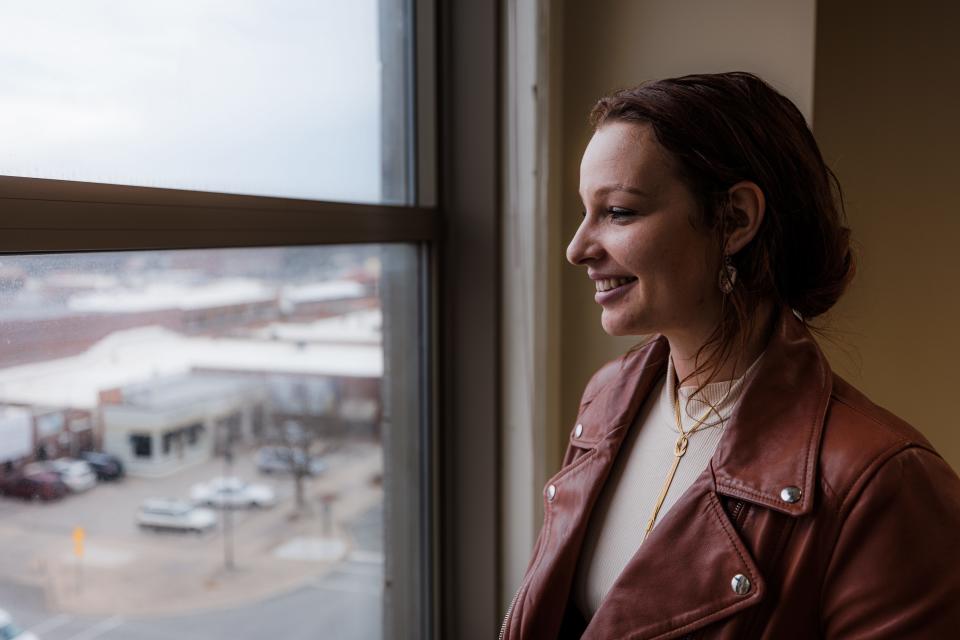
[44,525,357,616]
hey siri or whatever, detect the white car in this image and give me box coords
[24,459,97,492]
[190,476,276,509]
[0,607,39,640]
[137,499,217,533]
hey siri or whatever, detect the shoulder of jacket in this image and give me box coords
[579,337,663,407]
[818,374,939,506]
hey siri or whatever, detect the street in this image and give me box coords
[0,556,380,640]
[0,442,384,638]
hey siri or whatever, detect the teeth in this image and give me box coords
[595,277,635,293]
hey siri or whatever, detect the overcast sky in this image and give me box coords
[0,1,383,202]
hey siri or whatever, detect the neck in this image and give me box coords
[667,300,776,389]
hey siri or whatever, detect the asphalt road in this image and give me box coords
[1,556,382,640]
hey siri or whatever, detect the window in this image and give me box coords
[187,422,204,445]
[0,1,410,204]
[0,0,456,637]
[130,434,153,458]
[0,244,424,637]
[0,1,504,638]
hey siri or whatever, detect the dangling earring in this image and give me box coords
[718,255,737,294]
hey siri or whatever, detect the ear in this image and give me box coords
[723,181,766,255]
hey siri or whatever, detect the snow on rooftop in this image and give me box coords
[68,279,276,313]
[45,273,120,290]
[0,325,381,410]
[283,280,367,303]
[64,278,371,314]
[250,309,382,344]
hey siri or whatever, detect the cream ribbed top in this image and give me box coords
[573,353,763,618]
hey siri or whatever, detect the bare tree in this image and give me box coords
[279,419,318,512]
[262,381,345,516]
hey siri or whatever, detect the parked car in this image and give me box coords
[25,459,96,492]
[137,499,217,533]
[0,607,38,639]
[79,451,125,481]
[190,476,276,508]
[0,471,68,502]
[256,446,327,476]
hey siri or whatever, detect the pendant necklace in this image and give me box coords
[641,376,715,543]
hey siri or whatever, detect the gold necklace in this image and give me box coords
[640,376,712,543]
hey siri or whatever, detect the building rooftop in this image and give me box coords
[68,279,276,313]
[282,280,367,303]
[248,309,381,345]
[0,325,382,410]
[118,373,263,410]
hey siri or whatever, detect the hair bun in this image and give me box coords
[789,229,855,320]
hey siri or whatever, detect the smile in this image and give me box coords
[595,276,637,292]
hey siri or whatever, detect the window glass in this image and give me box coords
[0,244,421,640]
[0,1,412,204]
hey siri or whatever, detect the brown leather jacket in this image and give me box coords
[501,307,960,639]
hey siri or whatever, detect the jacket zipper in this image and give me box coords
[730,499,746,525]
[499,505,555,639]
[499,584,522,640]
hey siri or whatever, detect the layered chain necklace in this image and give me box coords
[640,374,731,544]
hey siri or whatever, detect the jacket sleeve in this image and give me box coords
[820,446,960,638]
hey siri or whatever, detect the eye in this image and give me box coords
[607,206,635,220]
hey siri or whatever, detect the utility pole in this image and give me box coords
[223,434,235,571]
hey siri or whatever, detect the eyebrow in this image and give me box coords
[593,184,652,198]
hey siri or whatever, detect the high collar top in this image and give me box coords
[664,351,765,431]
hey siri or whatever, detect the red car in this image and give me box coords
[0,471,68,501]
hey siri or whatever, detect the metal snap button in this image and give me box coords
[731,574,751,595]
[574,423,583,438]
[546,484,557,501]
[780,486,802,503]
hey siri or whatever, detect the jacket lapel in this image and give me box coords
[512,340,669,639]
[711,307,832,516]
[582,471,766,639]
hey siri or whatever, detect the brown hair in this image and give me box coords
[590,72,855,387]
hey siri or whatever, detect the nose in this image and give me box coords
[566,215,601,266]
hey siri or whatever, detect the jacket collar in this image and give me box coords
[710,305,832,516]
[575,304,832,517]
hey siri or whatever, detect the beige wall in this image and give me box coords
[556,0,817,464]
[813,2,960,470]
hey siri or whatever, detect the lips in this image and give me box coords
[593,276,637,304]
[595,276,637,293]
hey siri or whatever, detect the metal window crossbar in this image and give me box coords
[0,176,439,254]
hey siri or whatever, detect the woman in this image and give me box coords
[501,72,960,639]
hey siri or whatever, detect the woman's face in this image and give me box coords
[568,121,722,338]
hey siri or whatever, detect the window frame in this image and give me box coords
[0,175,437,253]
[435,1,501,637]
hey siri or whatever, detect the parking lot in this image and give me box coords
[0,442,383,622]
